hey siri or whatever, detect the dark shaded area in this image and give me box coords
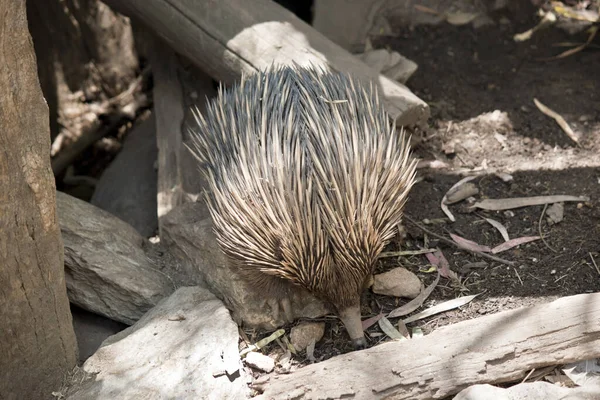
[375,10,600,149]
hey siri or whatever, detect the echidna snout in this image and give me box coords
[338,304,367,349]
[188,64,417,349]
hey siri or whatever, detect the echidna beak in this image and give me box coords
[338,305,366,350]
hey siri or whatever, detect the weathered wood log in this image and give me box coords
[0,0,78,397]
[259,292,600,400]
[138,30,217,228]
[102,0,429,128]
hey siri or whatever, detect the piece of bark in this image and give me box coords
[90,115,158,237]
[160,201,329,330]
[57,191,174,325]
[65,287,251,399]
[0,0,78,397]
[260,292,600,399]
[102,0,429,128]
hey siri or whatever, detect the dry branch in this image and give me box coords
[103,0,429,127]
[259,293,600,399]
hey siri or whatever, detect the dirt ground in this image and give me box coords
[287,7,600,362]
[66,2,600,391]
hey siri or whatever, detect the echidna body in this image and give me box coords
[189,65,417,348]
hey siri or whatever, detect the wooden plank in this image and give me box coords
[258,293,600,399]
[103,0,429,127]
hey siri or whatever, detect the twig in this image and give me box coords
[533,98,579,146]
[538,203,559,253]
[404,215,516,266]
[590,252,600,275]
[514,268,523,286]
[521,368,536,383]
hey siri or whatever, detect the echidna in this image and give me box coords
[188,65,417,349]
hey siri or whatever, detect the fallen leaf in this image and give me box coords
[450,233,492,253]
[378,316,406,340]
[388,271,440,318]
[445,11,479,25]
[472,195,590,211]
[403,294,480,324]
[379,248,437,258]
[361,313,384,331]
[534,98,579,144]
[441,175,478,221]
[563,359,600,387]
[484,218,510,242]
[240,329,285,356]
[491,236,541,254]
[425,250,458,280]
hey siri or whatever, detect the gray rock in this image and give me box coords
[160,201,329,330]
[91,116,158,237]
[290,322,326,352]
[57,191,174,325]
[372,267,422,299]
[245,352,275,373]
[67,287,250,400]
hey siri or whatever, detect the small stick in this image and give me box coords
[538,203,559,253]
[404,215,516,266]
[590,252,600,275]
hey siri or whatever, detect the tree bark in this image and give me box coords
[0,1,78,399]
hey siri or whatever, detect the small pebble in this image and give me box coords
[245,351,275,373]
[290,322,325,352]
[373,267,421,299]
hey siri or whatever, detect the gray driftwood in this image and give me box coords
[259,293,600,400]
[57,191,175,325]
[102,0,429,128]
[138,30,217,230]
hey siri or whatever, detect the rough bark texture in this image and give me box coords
[0,1,78,398]
[259,292,600,400]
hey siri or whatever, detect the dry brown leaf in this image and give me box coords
[491,236,541,254]
[403,294,480,324]
[450,233,492,253]
[473,195,589,211]
[533,98,579,144]
[361,313,384,331]
[387,271,440,319]
[441,175,478,221]
[484,218,510,242]
[378,316,406,341]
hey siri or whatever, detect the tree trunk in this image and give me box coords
[0,1,78,399]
